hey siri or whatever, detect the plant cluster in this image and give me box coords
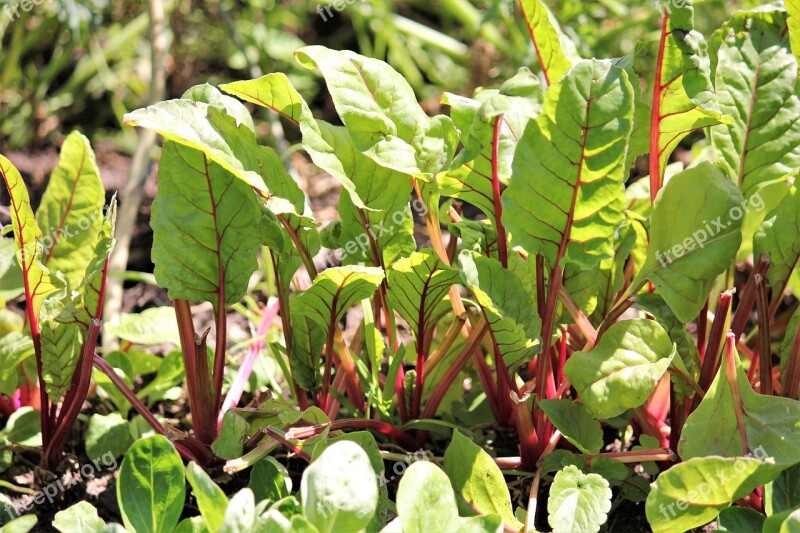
[3,0,800,531]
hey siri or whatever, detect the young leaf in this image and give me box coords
[517,0,577,85]
[548,465,612,533]
[187,462,229,533]
[293,266,384,329]
[503,59,634,270]
[395,461,459,533]
[443,430,523,531]
[564,319,676,419]
[85,412,131,460]
[287,308,325,394]
[106,307,181,346]
[53,501,105,533]
[645,456,782,533]
[0,333,33,396]
[458,251,540,369]
[649,0,729,195]
[249,457,292,503]
[0,238,23,303]
[39,319,82,400]
[679,351,800,466]
[0,155,59,331]
[294,46,457,177]
[35,131,105,289]
[219,489,255,533]
[630,163,744,323]
[711,8,800,199]
[300,440,378,533]
[755,186,800,303]
[117,435,185,533]
[386,249,460,341]
[439,69,542,228]
[538,400,603,454]
[151,141,262,307]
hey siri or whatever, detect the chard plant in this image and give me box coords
[0,132,116,470]
[4,0,800,531]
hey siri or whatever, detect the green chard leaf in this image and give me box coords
[53,502,105,533]
[458,250,540,370]
[503,58,634,270]
[293,266,384,330]
[438,69,542,228]
[35,131,105,289]
[786,0,800,65]
[394,461,458,533]
[650,0,729,185]
[517,0,578,85]
[443,431,523,531]
[646,456,782,533]
[679,350,800,466]
[294,46,458,178]
[564,319,676,419]
[711,8,800,198]
[151,141,262,307]
[548,465,612,533]
[386,249,460,341]
[755,186,800,304]
[221,73,415,266]
[287,307,326,394]
[187,462,229,533]
[631,163,744,323]
[301,440,378,533]
[0,155,59,327]
[117,435,185,533]
[538,400,603,454]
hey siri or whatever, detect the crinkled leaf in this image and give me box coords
[293,266,384,330]
[151,142,262,308]
[439,69,542,227]
[458,251,540,369]
[503,59,634,269]
[117,435,185,533]
[646,456,782,533]
[35,131,105,289]
[294,46,457,177]
[548,465,611,533]
[632,163,744,323]
[712,9,800,198]
[301,440,378,533]
[40,319,83,399]
[288,307,325,393]
[0,155,59,325]
[679,351,800,466]
[443,430,523,531]
[651,0,730,183]
[517,0,577,85]
[789,0,800,63]
[386,249,459,341]
[564,319,676,419]
[539,400,603,454]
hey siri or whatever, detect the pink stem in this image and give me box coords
[217,300,280,428]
